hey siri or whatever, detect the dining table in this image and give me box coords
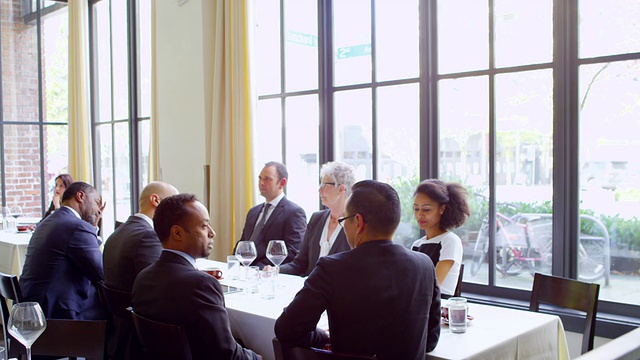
[197,259,570,360]
[0,230,32,276]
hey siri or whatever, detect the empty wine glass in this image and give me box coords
[266,240,288,285]
[8,302,47,360]
[235,241,257,281]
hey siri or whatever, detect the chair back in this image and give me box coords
[273,337,377,360]
[97,281,132,318]
[130,308,192,360]
[31,318,107,360]
[0,272,26,359]
[453,263,465,297]
[529,272,600,354]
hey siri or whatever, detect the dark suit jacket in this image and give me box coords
[237,196,306,268]
[132,251,260,360]
[275,240,441,360]
[103,214,161,360]
[279,209,350,276]
[103,215,162,292]
[20,206,105,320]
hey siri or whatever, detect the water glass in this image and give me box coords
[0,346,6,360]
[448,297,468,334]
[226,255,240,280]
[244,266,259,294]
[259,268,276,300]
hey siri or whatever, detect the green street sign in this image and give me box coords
[337,44,371,59]
[286,30,318,47]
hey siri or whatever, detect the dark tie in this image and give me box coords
[249,203,271,243]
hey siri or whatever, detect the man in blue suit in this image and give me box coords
[275,180,441,360]
[20,181,106,320]
[236,161,306,268]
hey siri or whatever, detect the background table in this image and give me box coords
[197,259,570,360]
[427,303,569,359]
[0,231,32,276]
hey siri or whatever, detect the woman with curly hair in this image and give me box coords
[411,179,470,296]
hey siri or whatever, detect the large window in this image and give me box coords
[90,0,151,238]
[254,0,640,333]
[1,0,69,220]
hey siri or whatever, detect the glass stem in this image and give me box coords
[27,346,32,360]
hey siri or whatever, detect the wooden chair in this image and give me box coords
[273,337,377,360]
[31,318,107,360]
[453,263,464,297]
[529,272,600,354]
[0,272,26,359]
[130,308,192,360]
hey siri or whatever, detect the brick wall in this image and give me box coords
[2,0,45,218]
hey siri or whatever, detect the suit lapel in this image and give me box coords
[309,210,330,260]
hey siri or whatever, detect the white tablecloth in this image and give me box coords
[0,231,31,276]
[197,259,569,360]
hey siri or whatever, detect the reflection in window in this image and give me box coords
[579,60,640,304]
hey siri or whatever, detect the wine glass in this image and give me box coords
[8,302,47,360]
[10,206,22,219]
[266,240,288,285]
[235,241,257,281]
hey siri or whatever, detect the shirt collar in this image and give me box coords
[134,213,153,227]
[267,192,285,208]
[62,205,81,219]
[163,249,197,268]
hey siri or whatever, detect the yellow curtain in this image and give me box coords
[208,0,255,260]
[148,1,160,182]
[67,0,93,183]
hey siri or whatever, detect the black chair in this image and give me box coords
[453,263,465,297]
[97,281,137,359]
[31,318,107,360]
[0,272,26,359]
[97,281,132,318]
[273,337,377,360]
[529,272,600,354]
[130,308,191,360]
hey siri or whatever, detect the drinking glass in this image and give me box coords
[266,240,288,285]
[8,302,47,360]
[235,241,257,280]
[9,206,22,219]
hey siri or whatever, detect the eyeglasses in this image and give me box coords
[319,182,336,189]
[337,213,356,226]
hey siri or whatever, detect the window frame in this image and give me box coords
[256,0,640,337]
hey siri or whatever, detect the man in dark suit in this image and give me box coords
[279,210,350,277]
[275,180,441,360]
[132,194,261,360]
[103,181,179,292]
[102,181,178,360]
[237,161,306,268]
[20,181,106,320]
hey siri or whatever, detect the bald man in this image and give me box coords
[102,181,179,360]
[104,181,179,291]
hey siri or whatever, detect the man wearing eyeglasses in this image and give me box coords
[275,180,441,360]
[235,161,306,268]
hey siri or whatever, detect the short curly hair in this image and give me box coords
[413,179,470,230]
[320,161,357,196]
